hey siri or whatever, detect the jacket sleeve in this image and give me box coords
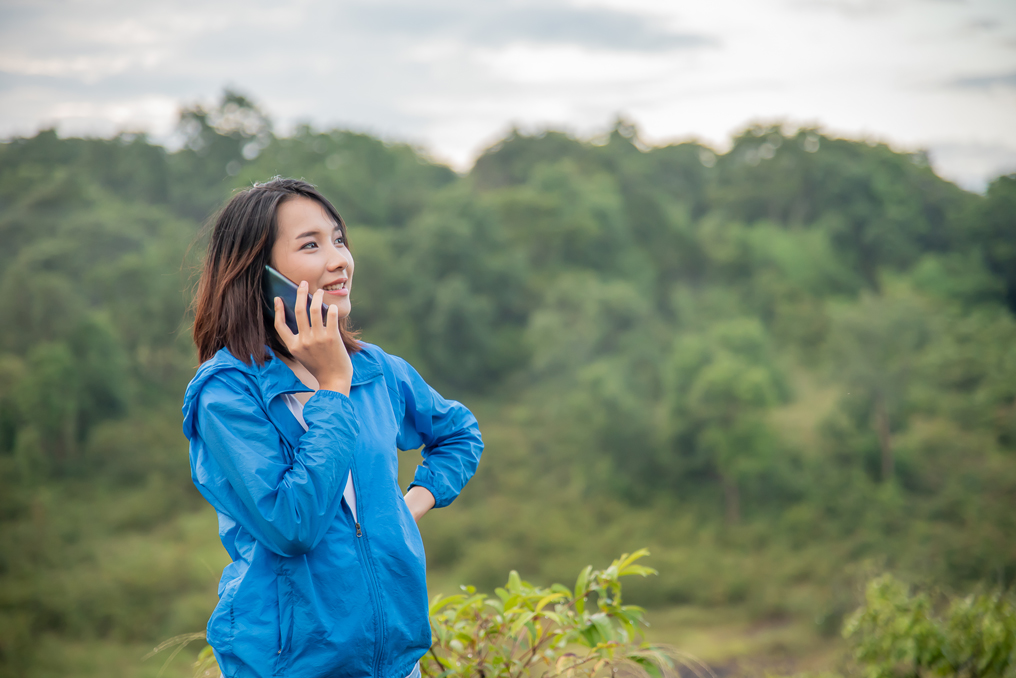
[193,374,359,557]
[389,355,483,509]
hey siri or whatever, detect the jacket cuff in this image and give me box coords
[408,466,452,508]
[304,389,360,435]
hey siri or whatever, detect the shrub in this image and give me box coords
[170,550,708,678]
[843,574,1016,678]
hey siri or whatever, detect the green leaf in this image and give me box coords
[575,565,592,614]
[536,592,566,612]
[542,611,565,626]
[509,611,537,636]
[629,654,664,678]
[430,594,465,615]
[618,564,658,578]
[550,583,573,598]
[578,623,601,648]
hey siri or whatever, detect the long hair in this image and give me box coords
[191,177,361,365]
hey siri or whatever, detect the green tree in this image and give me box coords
[711,125,971,290]
[397,186,531,392]
[974,174,1016,313]
[827,292,932,483]
[664,318,788,522]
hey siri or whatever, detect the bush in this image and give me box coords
[843,574,1016,678]
[176,551,709,678]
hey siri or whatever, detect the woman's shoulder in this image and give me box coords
[186,347,262,393]
[181,347,268,437]
[355,342,418,381]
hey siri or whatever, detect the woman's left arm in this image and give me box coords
[386,354,483,516]
[404,485,436,522]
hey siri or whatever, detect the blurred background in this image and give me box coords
[1,1,1015,676]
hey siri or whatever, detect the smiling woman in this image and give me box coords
[271,197,353,321]
[183,177,484,678]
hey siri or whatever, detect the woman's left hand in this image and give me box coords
[404,486,435,523]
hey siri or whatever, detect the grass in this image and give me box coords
[643,606,846,677]
[25,604,845,678]
[27,636,197,678]
[6,387,1003,677]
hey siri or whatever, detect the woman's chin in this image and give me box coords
[325,301,351,319]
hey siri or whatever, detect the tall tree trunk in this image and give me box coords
[721,473,740,525]
[873,392,893,482]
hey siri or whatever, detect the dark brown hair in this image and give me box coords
[192,177,361,365]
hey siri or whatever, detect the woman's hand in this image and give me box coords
[404,486,435,523]
[274,282,353,396]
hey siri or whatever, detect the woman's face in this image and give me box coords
[270,196,353,319]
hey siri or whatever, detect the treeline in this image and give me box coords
[1,91,1015,676]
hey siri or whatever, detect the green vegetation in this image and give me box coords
[1,91,1015,676]
[424,549,670,678]
[844,574,1016,678]
[178,557,1016,678]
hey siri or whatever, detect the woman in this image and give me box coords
[182,177,483,678]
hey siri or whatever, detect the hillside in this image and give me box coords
[1,92,1015,677]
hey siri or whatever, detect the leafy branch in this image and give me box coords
[421,548,700,678]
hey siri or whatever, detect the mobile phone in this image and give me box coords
[261,265,329,335]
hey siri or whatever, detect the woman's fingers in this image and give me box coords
[275,284,351,394]
[294,281,310,334]
[310,288,326,329]
[273,297,296,343]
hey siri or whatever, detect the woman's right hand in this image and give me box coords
[274,281,353,395]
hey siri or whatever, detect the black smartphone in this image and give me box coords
[261,265,328,335]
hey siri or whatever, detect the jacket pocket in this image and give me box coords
[207,576,241,653]
[273,574,295,675]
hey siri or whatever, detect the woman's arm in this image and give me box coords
[194,374,360,556]
[386,354,484,511]
[404,485,436,522]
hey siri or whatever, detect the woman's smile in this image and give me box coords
[271,195,355,316]
[321,278,349,295]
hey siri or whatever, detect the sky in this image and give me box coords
[1,0,1015,191]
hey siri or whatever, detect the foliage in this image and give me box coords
[843,574,1016,678]
[424,549,676,678]
[974,175,1016,312]
[663,317,788,522]
[2,90,1016,676]
[171,551,711,678]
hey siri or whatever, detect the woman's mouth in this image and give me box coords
[322,280,349,295]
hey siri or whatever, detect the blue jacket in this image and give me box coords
[181,343,483,678]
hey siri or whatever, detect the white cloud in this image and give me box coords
[0,0,1013,186]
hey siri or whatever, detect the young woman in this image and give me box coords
[182,177,483,678]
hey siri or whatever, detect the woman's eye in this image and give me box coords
[334,237,345,246]
[300,241,318,250]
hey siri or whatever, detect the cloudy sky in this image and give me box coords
[1,0,1014,190]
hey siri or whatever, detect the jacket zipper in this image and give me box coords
[351,462,386,678]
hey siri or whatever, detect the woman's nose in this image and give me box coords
[328,248,351,271]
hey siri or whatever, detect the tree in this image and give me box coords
[827,292,931,483]
[664,318,788,523]
[974,174,1016,313]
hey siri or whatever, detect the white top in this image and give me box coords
[281,393,357,523]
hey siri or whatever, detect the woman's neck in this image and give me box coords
[280,356,319,404]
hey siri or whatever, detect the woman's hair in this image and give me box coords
[191,177,361,365]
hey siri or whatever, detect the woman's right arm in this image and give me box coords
[195,375,359,557]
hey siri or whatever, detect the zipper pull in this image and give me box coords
[355,522,362,537]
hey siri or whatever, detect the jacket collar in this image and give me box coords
[259,344,383,402]
[182,343,383,440]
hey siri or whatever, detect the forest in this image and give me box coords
[1,91,1015,677]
